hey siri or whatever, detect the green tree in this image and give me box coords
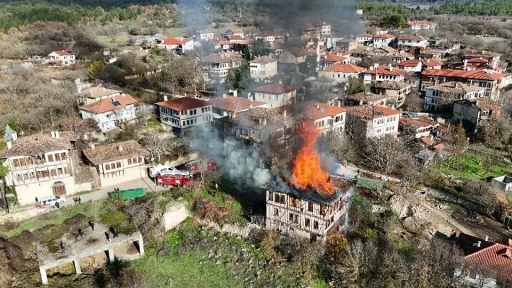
[227,61,253,93]
[380,13,408,29]
[88,60,105,79]
[251,38,268,57]
[346,77,369,95]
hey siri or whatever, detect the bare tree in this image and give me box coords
[360,135,415,176]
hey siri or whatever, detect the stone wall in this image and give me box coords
[162,202,190,231]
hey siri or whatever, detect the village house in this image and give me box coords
[346,105,401,138]
[463,51,501,69]
[356,34,373,45]
[455,233,512,288]
[83,140,149,188]
[398,59,423,73]
[278,48,309,65]
[131,33,165,46]
[362,64,407,85]
[279,101,347,134]
[336,39,358,52]
[196,30,215,41]
[422,59,442,70]
[252,82,296,108]
[255,31,278,44]
[79,93,138,132]
[453,98,500,126]
[160,37,195,53]
[213,38,233,51]
[319,51,351,70]
[46,50,76,66]
[424,81,486,111]
[399,117,439,138]
[420,69,504,99]
[208,95,267,118]
[372,34,395,48]
[491,175,512,192]
[250,56,278,80]
[373,81,411,108]
[0,129,92,205]
[345,92,387,107]
[318,63,366,83]
[366,26,388,36]
[202,51,243,82]
[310,76,335,91]
[408,20,437,31]
[82,86,122,105]
[155,97,213,133]
[397,34,428,48]
[221,29,245,39]
[265,178,352,240]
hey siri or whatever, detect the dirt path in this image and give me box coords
[418,200,477,237]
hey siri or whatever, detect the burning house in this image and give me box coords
[264,120,353,240]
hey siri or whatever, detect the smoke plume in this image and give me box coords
[189,124,271,187]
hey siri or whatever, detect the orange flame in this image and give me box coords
[292,120,335,194]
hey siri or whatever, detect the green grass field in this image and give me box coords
[436,151,511,180]
[96,32,131,49]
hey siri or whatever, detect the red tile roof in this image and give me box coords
[422,59,442,67]
[277,101,346,121]
[325,63,366,73]
[250,56,277,64]
[457,233,512,269]
[52,50,73,56]
[400,117,438,129]
[155,97,209,111]
[207,96,266,113]
[202,52,243,63]
[398,34,426,41]
[373,33,395,39]
[79,94,137,114]
[420,136,436,146]
[289,47,309,57]
[466,58,489,64]
[408,20,434,25]
[358,34,372,38]
[226,35,243,41]
[254,83,295,94]
[347,105,401,121]
[398,59,421,67]
[162,37,192,45]
[422,69,505,81]
[366,65,406,76]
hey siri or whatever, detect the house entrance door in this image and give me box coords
[52,182,66,196]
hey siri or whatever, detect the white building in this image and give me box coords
[356,34,373,44]
[408,20,437,31]
[46,50,76,66]
[0,130,91,205]
[319,63,366,83]
[372,34,395,48]
[79,93,138,132]
[362,65,406,85]
[315,22,332,36]
[155,97,213,133]
[202,52,243,82]
[424,82,486,111]
[397,34,429,48]
[197,31,215,41]
[83,140,149,188]
[250,56,278,80]
[346,105,401,138]
[253,83,296,108]
[160,37,195,52]
[397,59,423,73]
[82,86,122,105]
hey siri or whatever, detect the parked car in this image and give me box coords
[38,196,66,208]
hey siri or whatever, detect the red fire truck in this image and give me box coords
[156,174,194,188]
[186,159,218,174]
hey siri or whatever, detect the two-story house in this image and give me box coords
[202,51,243,82]
[373,81,411,108]
[420,69,505,99]
[397,34,429,48]
[0,130,89,205]
[372,34,395,48]
[408,20,437,31]
[253,83,296,108]
[278,48,309,65]
[399,117,439,138]
[82,86,122,105]
[318,63,366,83]
[346,105,402,138]
[278,101,347,134]
[161,37,195,53]
[362,65,407,85]
[46,50,76,66]
[366,26,388,36]
[79,93,138,132]
[345,92,387,107]
[453,98,500,126]
[356,34,373,45]
[398,59,423,73]
[422,59,442,70]
[221,29,245,39]
[83,140,149,188]
[250,56,278,80]
[424,81,486,111]
[319,51,351,70]
[196,30,215,41]
[155,97,213,133]
[208,95,267,117]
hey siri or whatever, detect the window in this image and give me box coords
[128,158,132,165]
[289,213,294,222]
[313,221,319,230]
[274,208,279,216]
[320,205,326,216]
[305,218,311,228]
[116,162,121,168]
[48,154,54,162]
[308,202,313,212]
[280,195,285,204]
[57,168,63,175]
[268,192,273,201]
[13,159,20,167]
[105,164,110,170]
[55,153,61,161]
[274,193,279,202]
[50,169,57,176]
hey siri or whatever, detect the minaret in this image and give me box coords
[316,42,321,72]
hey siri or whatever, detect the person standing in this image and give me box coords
[79,229,85,239]
[60,241,65,253]
[78,197,82,204]
[89,220,95,231]
[105,231,111,243]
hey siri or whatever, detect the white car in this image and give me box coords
[149,165,191,177]
[39,196,66,208]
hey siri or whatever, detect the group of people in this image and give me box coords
[60,221,120,253]
[72,197,82,204]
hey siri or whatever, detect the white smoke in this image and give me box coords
[189,124,271,187]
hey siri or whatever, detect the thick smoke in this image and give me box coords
[188,124,271,187]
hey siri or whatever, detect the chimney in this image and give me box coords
[485,235,489,241]
[249,104,253,109]
[505,248,512,259]
[163,95,168,102]
[388,64,392,71]
[473,241,482,248]
[89,143,95,149]
[464,59,467,70]
[55,131,59,138]
[12,130,17,141]
[374,63,379,68]
[233,90,237,97]
[263,118,267,126]
[283,110,287,118]
[278,80,282,85]
[118,145,123,152]
[316,104,320,109]
[51,131,55,138]
[6,141,12,149]
[223,94,227,98]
